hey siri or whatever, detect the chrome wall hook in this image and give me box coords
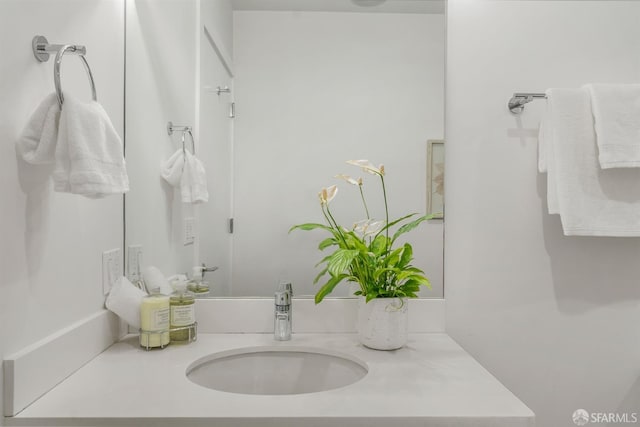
[167,121,192,136]
[167,122,195,155]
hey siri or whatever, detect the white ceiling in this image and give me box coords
[231,0,445,14]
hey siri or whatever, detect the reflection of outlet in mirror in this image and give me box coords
[183,217,196,246]
[127,245,143,282]
[102,248,121,295]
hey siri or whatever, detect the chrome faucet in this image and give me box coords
[201,263,218,280]
[274,283,292,341]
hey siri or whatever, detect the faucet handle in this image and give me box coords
[275,291,291,307]
[201,263,218,273]
[278,282,293,296]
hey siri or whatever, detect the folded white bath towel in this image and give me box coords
[53,95,129,197]
[585,83,640,169]
[542,87,640,236]
[161,149,209,203]
[16,93,60,165]
[537,102,559,215]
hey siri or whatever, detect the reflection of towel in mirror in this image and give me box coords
[53,95,129,197]
[161,149,209,204]
[160,149,185,186]
[16,93,60,165]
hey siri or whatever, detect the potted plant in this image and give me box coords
[290,160,432,350]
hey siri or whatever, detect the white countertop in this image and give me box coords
[7,333,534,427]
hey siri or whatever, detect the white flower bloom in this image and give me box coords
[353,219,384,236]
[335,174,362,186]
[318,185,338,205]
[346,159,385,176]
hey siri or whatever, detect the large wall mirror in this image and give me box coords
[125,0,445,298]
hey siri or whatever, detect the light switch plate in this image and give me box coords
[127,245,142,282]
[102,248,121,295]
[183,217,196,246]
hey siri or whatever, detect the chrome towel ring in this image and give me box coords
[167,122,196,155]
[32,35,98,109]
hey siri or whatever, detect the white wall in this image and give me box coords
[125,0,198,277]
[445,2,640,426]
[0,0,124,420]
[232,11,445,297]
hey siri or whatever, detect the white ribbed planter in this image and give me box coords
[357,297,408,350]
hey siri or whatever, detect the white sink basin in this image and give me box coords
[186,346,368,395]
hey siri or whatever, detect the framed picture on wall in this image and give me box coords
[427,139,445,219]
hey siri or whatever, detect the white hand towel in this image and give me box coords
[53,95,129,197]
[160,149,185,187]
[585,83,640,169]
[16,93,60,164]
[545,88,640,236]
[182,151,209,204]
[160,149,209,203]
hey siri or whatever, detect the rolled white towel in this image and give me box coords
[105,276,147,329]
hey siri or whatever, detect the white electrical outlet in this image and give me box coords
[102,248,121,295]
[183,217,196,246]
[127,245,143,282]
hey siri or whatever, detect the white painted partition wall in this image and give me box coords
[0,0,125,421]
[445,2,640,427]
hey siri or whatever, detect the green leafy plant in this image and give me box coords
[290,160,432,304]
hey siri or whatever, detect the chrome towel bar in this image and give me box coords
[32,35,97,109]
[508,92,547,114]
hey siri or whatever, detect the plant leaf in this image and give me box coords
[289,223,332,233]
[375,213,418,237]
[343,231,369,252]
[318,237,336,250]
[391,214,433,243]
[313,266,328,284]
[327,249,359,276]
[398,243,413,268]
[385,247,403,267]
[315,273,348,304]
[315,254,333,268]
[370,235,388,255]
